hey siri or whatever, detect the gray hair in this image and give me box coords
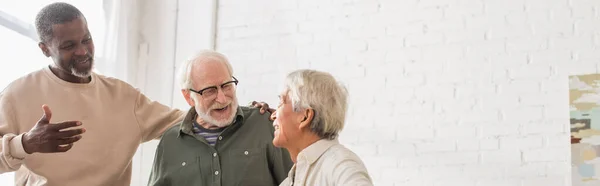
[35,2,85,43]
[178,50,234,90]
[284,69,348,140]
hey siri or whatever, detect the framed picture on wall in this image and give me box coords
[570,74,600,185]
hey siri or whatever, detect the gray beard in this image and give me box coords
[71,67,92,78]
[69,61,93,78]
[197,103,238,128]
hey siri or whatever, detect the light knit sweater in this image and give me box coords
[0,66,185,186]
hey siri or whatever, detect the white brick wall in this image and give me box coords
[215,0,595,185]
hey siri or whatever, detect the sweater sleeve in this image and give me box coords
[133,91,186,142]
[0,89,28,173]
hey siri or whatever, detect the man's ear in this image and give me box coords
[182,89,195,106]
[38,42,50,57]
[298,108,315,130]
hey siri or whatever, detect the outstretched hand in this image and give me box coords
[22,105,86,154]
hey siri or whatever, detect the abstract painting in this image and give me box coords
[570,74,600,185]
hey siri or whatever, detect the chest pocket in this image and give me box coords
[163,156,203,186]
[226,147,272,186]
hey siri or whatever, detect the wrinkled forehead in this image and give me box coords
[191,60,232,88]
[50,17,89,43]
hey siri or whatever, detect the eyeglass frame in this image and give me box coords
[188,76,239,98]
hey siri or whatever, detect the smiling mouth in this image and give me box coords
[76,58,90,64]
[214,105,229,112]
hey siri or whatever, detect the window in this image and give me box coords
[0,1,105,184]
[0,0,105,89]
[0,1,215,185]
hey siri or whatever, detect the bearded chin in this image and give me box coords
[71,67,92,78]
[69,61,93,78]
[196,98,239,128]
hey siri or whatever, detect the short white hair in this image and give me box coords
[284,69,348,140]
[178,49,234,89]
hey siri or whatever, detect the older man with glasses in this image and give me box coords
[148,50,293,186]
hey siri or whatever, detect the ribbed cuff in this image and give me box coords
[9,134,27,159]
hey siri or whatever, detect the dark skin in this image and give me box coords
[24,16,274,154]
[22,105,85,153]
[39,16,94,84]
[22,17,91,154]
[250,101,276,115]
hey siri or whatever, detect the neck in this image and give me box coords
[288,133,321,163]
[195,116,223,130]
[49,65,91,83]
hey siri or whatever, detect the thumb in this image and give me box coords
[39,104,52,124]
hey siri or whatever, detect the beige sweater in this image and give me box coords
[0,66,185,186]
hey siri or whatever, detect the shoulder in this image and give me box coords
[0,69,46,114]
[240,106,264,117]
[321,143,372,184]
[323,143,367,167]
[240,106,273,126]
[155,122,184,149]
[236,106,276,140]
[93,73,139,94]
[1,68,46,96]
[92,74,147,103]
[162,122,183,139]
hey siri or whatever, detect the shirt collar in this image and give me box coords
[296,139,339,165]
[178,106,244,137]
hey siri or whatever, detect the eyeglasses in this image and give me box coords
[189,76,239,100]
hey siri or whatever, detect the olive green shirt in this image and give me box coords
[148,106,293,186]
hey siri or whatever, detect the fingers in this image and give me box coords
[56,129,86,139]
[248,101,257,107]
[38,104,52,124]
[249,101,269,114]
[55,143,73,152]
[50,121,82,131]
[268,108,276,114]
[57,136,82,145]
[260,103,270,114]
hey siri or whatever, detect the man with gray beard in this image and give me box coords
[0,3,274,186]
[148,50,293,186]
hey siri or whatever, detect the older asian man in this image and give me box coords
[271,69,373,186]
[148,50,293,186]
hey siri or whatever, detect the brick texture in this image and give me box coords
[215,0,590,185]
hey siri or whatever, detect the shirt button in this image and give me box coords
[244,151,249,155]
[218,136,223,140]
[215,171,219,175]
[181,162,186,166]
[213,153,217,157]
